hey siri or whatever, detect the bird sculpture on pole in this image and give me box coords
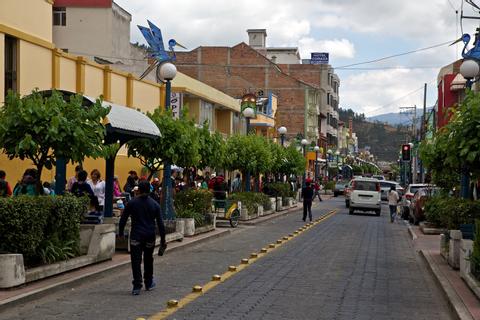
[137,20,186,81]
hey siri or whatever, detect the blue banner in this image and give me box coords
[311,52,329,64]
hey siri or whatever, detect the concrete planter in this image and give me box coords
[448,230,462,270]
[240,208,259,221]
[440,233,449,260]
[0,224,116,288]
[178,218,195,237]
[80,224,116,261]
[263,209,274,216]
[0,254,25,288]
[194,214,216,235]
[269,198,276,211]
[419,222,446,235]
[257,205,264,216]
[459,239,480,300]
[276,197,283,211]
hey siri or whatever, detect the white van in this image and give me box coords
[349,178,381,216]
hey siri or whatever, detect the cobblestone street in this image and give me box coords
[0,198,453,320]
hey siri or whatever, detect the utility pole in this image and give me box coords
[420,83,427,183]
[399,105,417,183]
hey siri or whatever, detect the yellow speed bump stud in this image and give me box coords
[276,239,283,244]
[250,253,258,258]
[294,231,299,234]
[167,299,179,308]
[212,274,221,281]
[269,243,276,248]
[289,233,294,237]
[241,258,249,264]
[228,265,237,272]
[261,248,268,253]
[283,236,289,240]
[192,285,203,293]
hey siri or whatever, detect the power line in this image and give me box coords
[334,40,455,69]
[337,66,442,70]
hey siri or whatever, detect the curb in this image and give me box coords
[0,229,232,312]
[240,205,301,225]
[408,225,418,241]
[419,250,473,320]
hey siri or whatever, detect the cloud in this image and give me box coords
[299,38,355,59]
[340,68,434,116]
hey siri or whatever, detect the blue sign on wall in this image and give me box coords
[311,52,329,64]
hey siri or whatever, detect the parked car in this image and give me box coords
[379,181,403,201]
[400,184,429,219]
[408,187,440,225]
[348,178,381,216]
[344,180,353,207]
[334,181,346,197]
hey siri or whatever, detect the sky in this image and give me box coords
[115,0,480,116]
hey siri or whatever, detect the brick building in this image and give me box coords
[175,42,321,144]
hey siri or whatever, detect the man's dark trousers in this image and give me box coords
[303,200,312,221]
[130,237,155,289]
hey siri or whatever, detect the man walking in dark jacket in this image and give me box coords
[301,181,314,222]
[119,180,166,295]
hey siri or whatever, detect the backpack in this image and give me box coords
[0,180,7,197]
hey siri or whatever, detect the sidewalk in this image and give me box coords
[408,225,480,320]
[0,201,306,311]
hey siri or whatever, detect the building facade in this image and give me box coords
[0,0,241,186]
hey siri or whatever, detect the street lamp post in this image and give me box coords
[160,62,177,220]
[301,139,308,183]
[314,146,320,181]
[327,149,333,180]
[278,126,287,147]
[458,59,479,199]
[243,107,255,191]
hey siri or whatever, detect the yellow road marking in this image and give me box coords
[147,210,337,320]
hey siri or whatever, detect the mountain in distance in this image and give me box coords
[367,107,434,126]
[367,112,412,126]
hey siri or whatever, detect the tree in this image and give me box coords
[224,134,272,177]
[0,90,109,190]
[280,143,306,176]
[419,90,480,190]
[128,108,200,179]
[197,123,225,170]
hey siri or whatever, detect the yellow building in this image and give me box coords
[0,0,240,186]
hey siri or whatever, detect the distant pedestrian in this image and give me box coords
[301,181,314,222]
[119,180,166,296]
[88,169,105,212]
[67,165,82,192]
[313,179,323,202]
[231,173,242,193]
[388,185,399,223]
[0,170,12,197]
[13,169,39,196]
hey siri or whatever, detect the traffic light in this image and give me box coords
[401,144,411,161]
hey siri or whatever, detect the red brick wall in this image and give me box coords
[175,43,311,139]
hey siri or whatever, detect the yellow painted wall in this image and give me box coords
[19,40,52,95]
[59,57,77,92]
[215,109,232,136]
[132,80,160,113]
[110,73,127,106]
[0,34,4,100]
[0,0,53,43]
[84,64,104,98]
[184,97,200,123]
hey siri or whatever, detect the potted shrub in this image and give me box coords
[174,189,214,235]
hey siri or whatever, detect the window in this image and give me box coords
[53,7,66,26]
[4,36,17,95]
